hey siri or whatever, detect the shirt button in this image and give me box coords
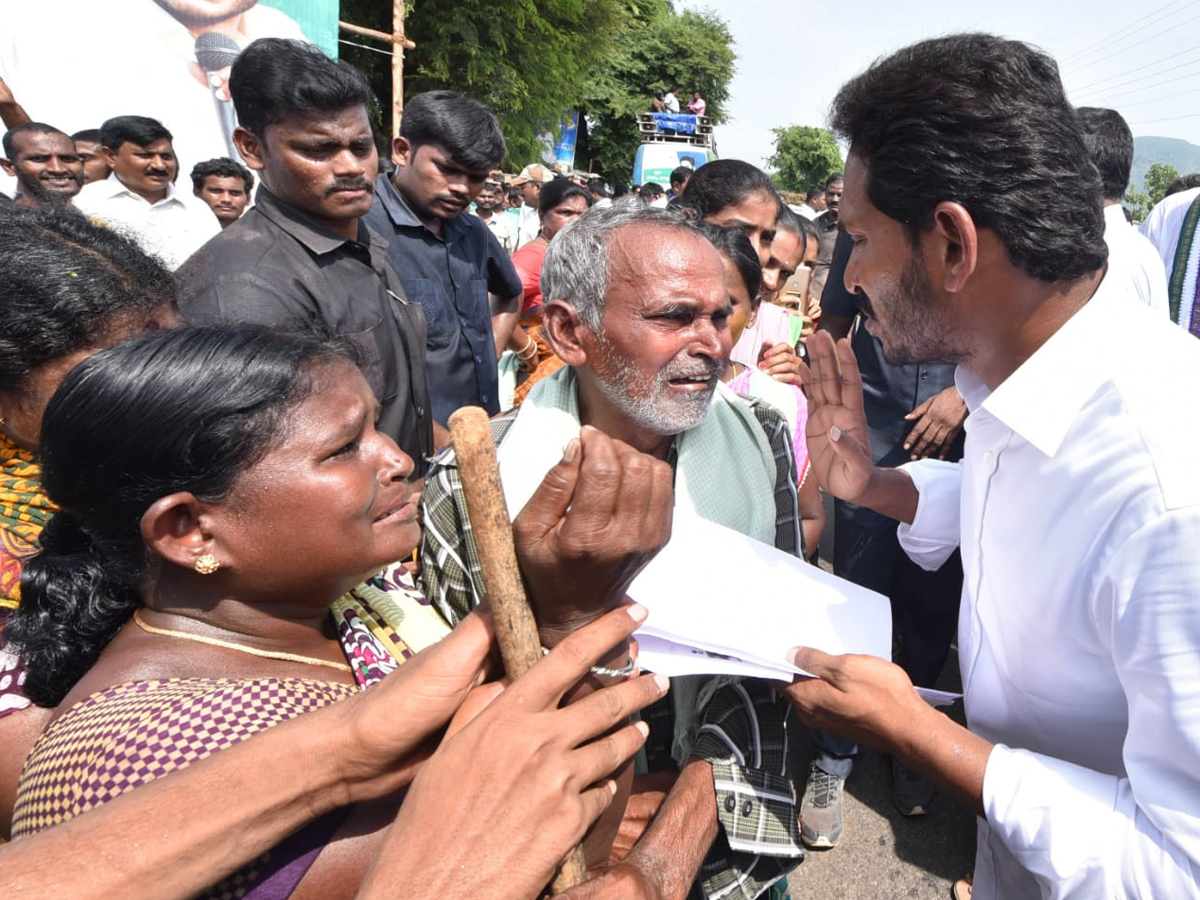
[481,394,489,404]
[982,450,994,468]
[416,406,425,417]
[724,795,736,813]
[460,317,467,326]
[475,355,482,364]
[742,800,753,817]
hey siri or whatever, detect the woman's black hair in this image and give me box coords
[4,325,353,707]
[678,159,779,221]
[692,222,763,303]
[0,209,176,395]
[538,178,594,217]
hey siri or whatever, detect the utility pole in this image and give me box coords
[338,2,414,139]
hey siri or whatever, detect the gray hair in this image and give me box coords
[541,199,697,329]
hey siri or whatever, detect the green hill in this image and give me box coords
[1132,136,1200,190]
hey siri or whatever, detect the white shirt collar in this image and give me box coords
[1103,202,1130,230]
[958,269,1124,458]
[98,172,183,207]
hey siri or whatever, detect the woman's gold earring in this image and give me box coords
[194,553,221,575]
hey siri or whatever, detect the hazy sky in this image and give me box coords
[678,0,1200,168]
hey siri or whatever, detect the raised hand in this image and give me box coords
[802,330,875,502]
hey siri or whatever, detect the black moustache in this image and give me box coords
[327,180,373,196]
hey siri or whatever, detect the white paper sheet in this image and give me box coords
[627,512,893,678]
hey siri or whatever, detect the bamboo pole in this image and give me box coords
[392,0,405,139]
[336,13,413,139]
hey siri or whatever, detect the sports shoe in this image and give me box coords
[892,756,936,816]
[799,761,845,848]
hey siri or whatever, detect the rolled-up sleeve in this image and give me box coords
[897,459,962,571]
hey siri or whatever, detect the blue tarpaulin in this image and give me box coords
[651,113,698,135]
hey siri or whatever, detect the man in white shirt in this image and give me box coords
[1140,185,1200,334]
[663,85,681,114]
[1077,107,1168,315]
[509,163,553,249]
[75,116,219,270]
[797,184,825,221]
[784,34,1200,900]
[473,180,516,253]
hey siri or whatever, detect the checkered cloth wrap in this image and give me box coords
[12,677,356,899]
[420,401,804,900]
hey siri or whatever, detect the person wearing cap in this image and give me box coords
[511,163,554,249]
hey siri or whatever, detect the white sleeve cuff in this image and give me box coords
[896,459,962,571]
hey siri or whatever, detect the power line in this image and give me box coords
[1075,64,1200,105]
[1113,85,1200,112]
[1064,11,1200,77]
[1059,0,1191,67]
[338,38,393,57]
[1130,111,1200,124]
[1071,45,1200,96]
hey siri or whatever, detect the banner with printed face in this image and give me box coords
[0,0,340,192]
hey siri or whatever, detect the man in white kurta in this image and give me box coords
[787,33,1200,900]
[1141,186,1200,333]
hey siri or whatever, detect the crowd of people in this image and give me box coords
[1,28,1199,900]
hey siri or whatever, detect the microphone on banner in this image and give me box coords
[194,32,243,162]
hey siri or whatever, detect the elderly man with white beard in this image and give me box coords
[419,201,807,900]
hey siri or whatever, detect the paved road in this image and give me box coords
[783,496,976,899]
[783,662,975,900]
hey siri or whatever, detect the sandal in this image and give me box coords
[950,872,972,900]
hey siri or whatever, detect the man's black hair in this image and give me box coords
[2,122,69,159]
[1165,173,1200,197]
[807,184,824,202]
[824,172,843,189]
[830,33,1106,282]
[399,90,506,171]
[99,116,172,153]
[190,157,255,193]
[230,38,373,139]
[1076,107,1134,201]
[70,128,102,144]
[670,166,691,190]
[641,181,666,198]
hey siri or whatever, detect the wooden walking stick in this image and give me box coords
[447,406,589,893]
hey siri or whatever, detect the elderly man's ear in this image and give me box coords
[541,300,590,366]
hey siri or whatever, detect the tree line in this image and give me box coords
[339,0,735,181]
